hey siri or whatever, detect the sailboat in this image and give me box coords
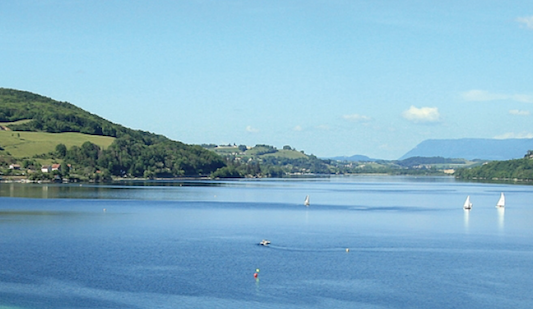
[304,195,310,207]
[463,195,472,210]
[496,192,505,208]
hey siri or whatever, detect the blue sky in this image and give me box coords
[1,0,532,159]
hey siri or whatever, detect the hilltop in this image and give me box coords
[0,88,225,181]
[202,144,333,177]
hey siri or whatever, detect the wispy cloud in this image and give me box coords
[293,125,303,131]
[245,125,259,133]
[402,106,441,123]
[517,16,533,29]
[461,89,533,103]
[494,132,533,139]
[342,113,372,122]
[509,109,530,116]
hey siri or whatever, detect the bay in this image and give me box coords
[0,176,532,308]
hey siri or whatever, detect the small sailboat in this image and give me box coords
[496,192,505,208]
[304,195,310,207]
[463,195,472,210]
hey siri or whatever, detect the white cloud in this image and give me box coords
[461,90,507,101]
[509,109,530,116]
[245,125,259,133]
[342,114,372,122]
[511,94,533,103]
[494,132,533,139]
[293,125,303,131]
[517,16,533,29]
[402,106,441,123]
[461,89,533,103]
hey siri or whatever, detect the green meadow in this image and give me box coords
[0,131,115,159]
[262,149,308,159]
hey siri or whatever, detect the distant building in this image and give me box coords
[51,164,61,171]
[9,164,21,170]
[41,166,51,173]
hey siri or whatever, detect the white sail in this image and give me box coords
[304,195,310,206]
[496,192,505,208]
[463,196,472,210]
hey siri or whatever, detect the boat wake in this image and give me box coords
[260,244,349,252]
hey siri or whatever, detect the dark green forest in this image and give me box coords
[454,151,533,182]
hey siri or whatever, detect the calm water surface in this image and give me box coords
[0,176,532,308]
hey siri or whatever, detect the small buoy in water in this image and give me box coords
[346,248,349,253]
[256,268,260,273]
[103,208,106,212]
[254,273,258,278]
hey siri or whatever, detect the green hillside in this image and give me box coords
[454,151,533,182]
[204,144,333,177]
[0,88,226,181]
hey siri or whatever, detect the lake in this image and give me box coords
[0,176,532,308]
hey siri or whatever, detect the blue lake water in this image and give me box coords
[0,176,532,308]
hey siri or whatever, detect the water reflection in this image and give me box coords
[463,209,470,231]
[42,185,48,199]
[497,207,505,232]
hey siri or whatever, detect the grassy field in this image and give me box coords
[0,131,115,159]
[262,149,308,159]
[210,146,309,160]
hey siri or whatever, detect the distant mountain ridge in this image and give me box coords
[329,155,380,162]
[399,138,533,161]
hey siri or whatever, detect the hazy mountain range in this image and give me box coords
[399,138,533,161]
[329,155,380,162]
[333,138,533,162]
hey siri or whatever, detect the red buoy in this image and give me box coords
[254,273,258,278]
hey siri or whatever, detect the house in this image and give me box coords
[41,166,51,173]
[51,164,61,172]
[9,164,21,170]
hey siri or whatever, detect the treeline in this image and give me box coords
[396,156,466,168]
[454,154,533,181]
[211,155,332,178]
[0,88,128,136]
[29,137,226,181]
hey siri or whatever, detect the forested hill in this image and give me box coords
[1,88,143,138]
[0,88,225,180]
[454,151,533,182]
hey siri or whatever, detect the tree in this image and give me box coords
[56,143,67,158]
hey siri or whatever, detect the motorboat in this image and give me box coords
[259,239,271,246]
